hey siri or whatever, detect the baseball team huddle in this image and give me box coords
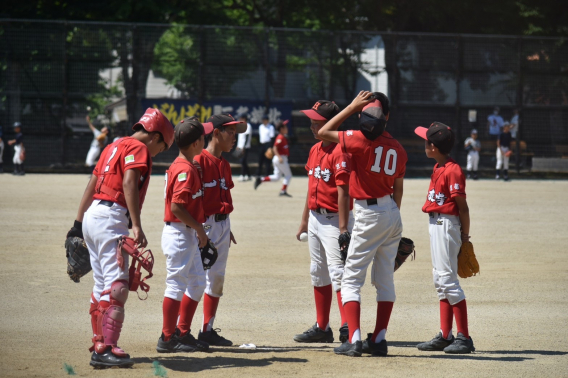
[65,90,478,369]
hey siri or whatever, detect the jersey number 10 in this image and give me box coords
[370,146,397,176]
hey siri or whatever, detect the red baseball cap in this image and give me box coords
[206,114,247,134]
[415,122,455,153]
[301,100,340,121]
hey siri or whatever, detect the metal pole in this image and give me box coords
[61,21,69,166]
[455,35,463,162]
[516,37,523,173]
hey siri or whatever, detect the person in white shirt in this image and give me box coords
[236,113,253,181]
[257,114,275,177]
[509,109,519,139]
[85,115,108,170]
[487,107,504,139]
[464,129,481,180]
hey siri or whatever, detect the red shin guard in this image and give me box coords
[162,297,181,341]
[372,301,394,342]
[202,293,220,332]
[262,176,271,182]
[452,299,469,337]
[440,299,453,338]
[344,301,361,343]
[178,294,200,336]
[336,291,346,325]
[314,285,332,330]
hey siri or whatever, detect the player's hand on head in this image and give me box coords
[197,226,208,248]
[350,90,373,111]
[132,226,148,248]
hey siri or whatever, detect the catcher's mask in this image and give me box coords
[359,98,387,140]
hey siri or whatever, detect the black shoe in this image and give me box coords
[417,332,455,351]
[293,323,334,343]
[279,191,292,197]
[443,333,475,354]
[334,340,362,357]
[362,333,388,356]
[198,328,233,346]
[176,329,210,352]
[90,349,134,369]
[254,177,262,190]
[339,323,349,343]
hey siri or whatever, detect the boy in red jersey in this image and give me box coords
[194,114,246,346]
[318,91,407,357]
[293,100,354,344]
[67,108,173,368]
[156,116,214,354]
[254,120,293,197]
[414,122,475,354]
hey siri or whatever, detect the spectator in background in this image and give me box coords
[0,125,4,173]
[85,115,108,171]
[487,106,504,138]
[8,122,25,175]
[496,123,512,181]
[257,114,275,178]
[509,109,519,139]
[236,113,253,181]
[464,129,481,180]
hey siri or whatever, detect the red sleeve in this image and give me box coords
[123,142,150,177]
[396,147,408,178]
[447,166,466,198]
[333,152,351,186]
[172,169,197,204]
[338,131,366,155]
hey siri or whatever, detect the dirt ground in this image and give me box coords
[1,174,567,378]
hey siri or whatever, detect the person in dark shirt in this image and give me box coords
[8,122,25,176]
[496,123,512,181]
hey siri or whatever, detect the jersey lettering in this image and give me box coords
[164,172,168,199]
[192,188,203,200]
[203,180,217,188]
[370,146,398,176]
[104,146,118,173]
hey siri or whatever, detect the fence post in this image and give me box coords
[264,28,271,111]
[198,26,205,119]
[455,35,463,162]
[329,31,335,100]
[516,36,523,173]
[61,21,69,166]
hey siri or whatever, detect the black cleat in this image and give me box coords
[417,332,455,351]
[334,340,362,357]
[157,329,209,353]
[362,333,388,356]
[339,323,349,343]
[90,349,134,369]
[279,191,292,197]
[198,328,233,347]
[293,323,334,343]
[443,333,475,354]
[254,177,262,190]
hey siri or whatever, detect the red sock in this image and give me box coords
[202,293,220,332]
[89,296,99,336]
[452,299,469,337]
[371,301,394,342]
[336,291,346,325]
[281,184,288,191]
[440,299,453,338]
[162,297,181,341]
[344,301,361,343]
[314,285,332,330]
[177,294,199,336]
[262,176,271,182]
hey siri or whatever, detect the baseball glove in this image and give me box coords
[265,147,274,160]
[65,236,91,283]
[457,241,480,278]
[394,237,415,272]
[200,240,218,270]
[505,150,513,157]
[338,231,351,264]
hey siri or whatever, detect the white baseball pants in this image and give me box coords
[308,210,354,292]
[466,151,479,171]
[269,155,292,185]
[496,147,510,170]
[85,145,101,167]
[200,216,232,298]
[428,213,465,305]
[161,222,206,302]
[83,200,130,302]
[13,144,24,164]
[341,196,402,304]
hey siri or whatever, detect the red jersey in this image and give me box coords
[194,149,234,216]
[422,158,466,216]
[274,134,289,156]
[305,142,352,212]
[163,157,205,224]
[338,130,407,200]
[93,137,152,209]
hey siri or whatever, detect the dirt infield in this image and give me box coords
[1,174,567,377]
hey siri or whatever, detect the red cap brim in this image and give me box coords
[363,100,382,112]
[202,122,214,135]
[283,119,289,125]
[300,109,327,121]
[414,126,429,140]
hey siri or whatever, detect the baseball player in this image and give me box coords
[496,123,512,180]
[464,129,480,180]
[236,113,252,181]
[194,113,246,346]
[66,108,174,368]
[414,122,475,354]
[317,91,407,357]
[293,100,354,344]
[256,114,275,177]
[157,116,214,353]
[254,120,293,197]
[85,115,109,170]
[8,122,25,175]
[487,106,504,138]
[0,125,4,173]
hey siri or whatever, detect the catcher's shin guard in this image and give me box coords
[89,294,103,352]
[99,280,129,357]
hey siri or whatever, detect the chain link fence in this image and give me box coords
[1,19,567,172]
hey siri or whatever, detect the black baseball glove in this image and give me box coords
[338,231,351,264]
[200,240,218,270]
[394,237,415,272]
[65,235,91,283]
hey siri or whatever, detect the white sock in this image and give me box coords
[351,329,361,343]
[206,316,215,332]
[441,328,453,339]
[374,329,386,343]
[316,322,330,331]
